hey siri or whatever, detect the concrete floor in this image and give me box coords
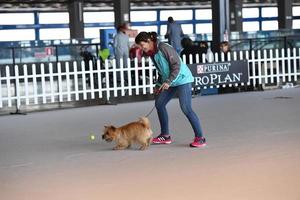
[0,87,300,200]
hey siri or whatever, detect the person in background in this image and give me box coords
[80,48,96,71]
[79,47,98,87]
[218,41,238,94]
[135,31,207,148]
[165,17,184,54]
[113,24,130,69]
[180,37,202,64]
[219,41,231,60]
[198,41,209,63]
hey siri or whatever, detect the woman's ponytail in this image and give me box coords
[149,32,158,43]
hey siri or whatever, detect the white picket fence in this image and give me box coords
[0,48,300,110]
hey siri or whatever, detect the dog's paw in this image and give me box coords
[139,145,147,150]
[113,146,126,150]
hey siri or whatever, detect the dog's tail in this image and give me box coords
[139,117,151,129]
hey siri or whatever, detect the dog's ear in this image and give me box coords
[104,125,109,131]
[110,126,116,131]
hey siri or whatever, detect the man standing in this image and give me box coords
[113,24,130,69]
[165,17,184,53]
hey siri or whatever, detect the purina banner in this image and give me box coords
[187,60,249,87]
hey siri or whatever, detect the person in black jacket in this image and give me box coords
[180,37,202,64]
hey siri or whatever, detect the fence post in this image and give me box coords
[275,49,280,84]
[127,58,132,96]
[148,59,154,94]
[96,59,102,98]
[74,61,79,101]
[269,49,274,84]
[104,59,111,103]
[141,57,147,95]
[281,48,286,83]
[263,49,268,85]
[32,64,37,104]
[89,60,95,99]
[81,61,87,100]
[287,48,292,82]
[134,57,139,95]
[112,59,117,97]
[10,65,26,115]
[57,62,63,102]
[65,62,71,102]
[293,48,297,82]
[41,63,46,104]
[120,58,125,96]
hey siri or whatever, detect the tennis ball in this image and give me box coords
[90,134,96,140]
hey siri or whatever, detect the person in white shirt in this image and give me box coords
[113,24,130,69]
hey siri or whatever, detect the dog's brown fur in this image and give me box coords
[102,117,153,150]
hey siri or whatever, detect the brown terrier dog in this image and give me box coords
[102,117,153,150]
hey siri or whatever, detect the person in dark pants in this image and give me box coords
[135,32,206,148]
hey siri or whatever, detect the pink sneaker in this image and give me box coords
[152,135,172,144]
[190,137,206,148]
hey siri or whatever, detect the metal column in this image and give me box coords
[211,0,230,52]
[278,0,292,30]
[229,0,243,33]
[114,0,130,28]
[68,0,84,40]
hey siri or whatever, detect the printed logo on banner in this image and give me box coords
[197,63,230,74]
[197,65,204,74]
[188,60,249,86]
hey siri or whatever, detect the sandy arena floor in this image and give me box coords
[0,88,300,200]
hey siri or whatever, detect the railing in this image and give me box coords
[1,48,300,111]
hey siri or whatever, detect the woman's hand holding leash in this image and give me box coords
[154,82,170,95]
[160,82,170,91]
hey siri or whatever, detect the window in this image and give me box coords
[131,11,157,22]
[262,21,278,30]
[182,24,193,34]
[243,21,259,32]
[261,7,278,18]
[242,8,259,18]
[84,27,114,39]
[195,9,212,20]
[293,6,300,16]
[131,26,157,33]
[39,12,69,24]
[196,23,212,34]
[161,24,192,35]
[84,12,114,23]
[85,27,101,39]
[160,25,167,35]
[0,29,35,41]
[160,10,193,21]
[40,28,70,40]
[0,13,34,25]
[293,19,300,29]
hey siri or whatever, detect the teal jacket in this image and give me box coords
[152,42,194,87]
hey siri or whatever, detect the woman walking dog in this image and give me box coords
[135,32,206,148]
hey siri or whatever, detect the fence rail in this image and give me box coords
[1,48,300,110]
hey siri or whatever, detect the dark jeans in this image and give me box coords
[155,83,204,137]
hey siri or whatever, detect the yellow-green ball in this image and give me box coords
[90,134,96,140]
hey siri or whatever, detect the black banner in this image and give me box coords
[188,60,249,87]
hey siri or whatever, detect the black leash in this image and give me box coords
[145,88,163,117]
[145,105,156,117]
